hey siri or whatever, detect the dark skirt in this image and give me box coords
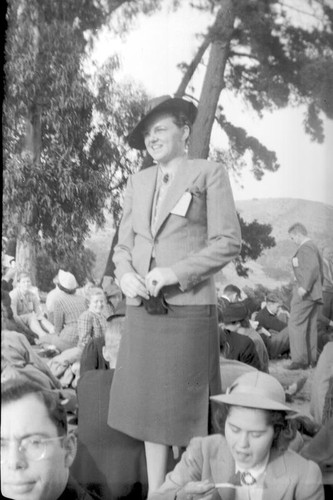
[108,304,221,446]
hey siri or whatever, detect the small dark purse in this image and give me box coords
[142,292,168,315]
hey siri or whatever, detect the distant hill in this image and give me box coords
[85,198,333,289]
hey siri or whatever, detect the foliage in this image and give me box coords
[3,0,161,271]
[179,0,333,173]
[234,215,276,277]
[243,280,293,311]
[90,62,149,223]
[36,246,96,292]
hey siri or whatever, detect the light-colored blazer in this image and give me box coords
[150,434,324,500]
[113,159,241,306]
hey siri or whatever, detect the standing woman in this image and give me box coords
[108,95,241,493]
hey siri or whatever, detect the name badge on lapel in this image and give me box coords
[170,192,192,217]
[292,257,299,267]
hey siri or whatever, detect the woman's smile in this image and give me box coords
[143,114,189,165]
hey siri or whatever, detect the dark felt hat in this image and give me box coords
[127,95,198,150]
[223,302,249,324]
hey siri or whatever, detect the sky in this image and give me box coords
[92,1,333,205]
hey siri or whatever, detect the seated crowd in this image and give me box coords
[1,256,332,499]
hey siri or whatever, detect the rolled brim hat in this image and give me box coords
[58,270,78,291]
[127,94,198,150]
[211,371,295,413]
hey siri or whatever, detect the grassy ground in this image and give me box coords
[269,358,313,416]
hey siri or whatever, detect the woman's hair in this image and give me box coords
[1,379,67,436]
[212,403,296,451]
[87,287,105,304]
[16,271,31,283]
[169,110,192,137]
[240,318,251,328]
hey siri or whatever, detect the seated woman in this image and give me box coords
[150,371,324,500]
[77,287,107,350]
[223,302,269,373]
[47,288,108,388]
[9,271,55,339]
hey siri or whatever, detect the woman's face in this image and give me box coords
[225,406,274,470]
[143,114,189,164]
[89,294,104,314]
[19,276,31,293]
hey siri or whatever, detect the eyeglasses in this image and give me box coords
[1,436,65,463]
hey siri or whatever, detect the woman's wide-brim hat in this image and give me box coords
[127,94,198,150]
[211,371,295,413]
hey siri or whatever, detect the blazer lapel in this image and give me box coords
[153,159,196,235]
[262,451,290,500]
[136,166,158,237]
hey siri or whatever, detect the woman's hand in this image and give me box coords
[176,480,216,500]
[120,272,149,300]
[145,267,179,296]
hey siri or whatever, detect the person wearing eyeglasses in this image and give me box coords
[1,379,95,500]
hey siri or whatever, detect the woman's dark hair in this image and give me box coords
[212,403,296,451]
[240,318,251,328]
[1,379,67,436]
[16,271,31,283]
[169,110,193,133]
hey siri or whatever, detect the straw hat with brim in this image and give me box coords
[211,371,295,413]
[58,270,78,291]
[127,95,198,150]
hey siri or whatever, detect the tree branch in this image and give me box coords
[175,35,211,96]
[176,0,237,97]
[229,50,260,62]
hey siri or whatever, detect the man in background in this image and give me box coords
[287,223,323,370]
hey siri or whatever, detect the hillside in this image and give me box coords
[85,198,333,288]
[233,198,333,285]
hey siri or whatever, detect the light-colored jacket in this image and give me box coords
[150,434,324,500]
[113,159,241,306]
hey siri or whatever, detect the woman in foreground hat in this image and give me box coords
[108,95,241,493]
[150,371,324,500]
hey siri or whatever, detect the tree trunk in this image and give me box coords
[16,225,37,284]
[16,2,41,285]
[189,0,235,159]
